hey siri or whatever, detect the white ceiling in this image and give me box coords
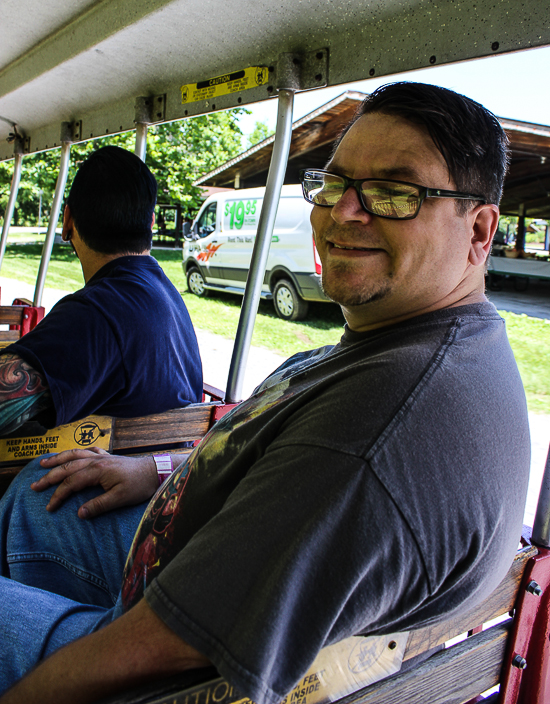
[1,0,549,160]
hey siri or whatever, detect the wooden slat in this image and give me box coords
[338,622,510,704]
[0,331,21,341]
[0,403,220,497]
[101,624,510,704]
[0,307,24,326]
[404,545,537,661]
[111,405,215,450]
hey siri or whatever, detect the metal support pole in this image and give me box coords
[0,142,25,271]
[225,88,295,403]
[516,204,526,252]
[33,125,72,306]
[133,96,159,162]
[134,122,148,162]
[533,445,550,548]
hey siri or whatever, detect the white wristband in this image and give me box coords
[154,454,173,487]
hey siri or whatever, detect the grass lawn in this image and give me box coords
[0,243,84,290]
[1,245,548,413]
[499,312,550,414]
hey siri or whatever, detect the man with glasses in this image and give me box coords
[0,83,530,704]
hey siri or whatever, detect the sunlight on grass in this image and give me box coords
[0,243,83,291]
[500,312,550,414]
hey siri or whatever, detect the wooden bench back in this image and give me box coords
[0,399,237,496]
[0,303,45,346]
[99,537,549,704]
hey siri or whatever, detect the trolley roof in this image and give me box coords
[1,0,550,161]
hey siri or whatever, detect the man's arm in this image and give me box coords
[0,353,52,435]
[0,598,211,704]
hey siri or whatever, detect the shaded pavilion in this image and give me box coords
[197,92,550,251]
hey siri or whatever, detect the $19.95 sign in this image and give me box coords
[223,199,259,230]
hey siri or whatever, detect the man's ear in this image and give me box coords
[468,204,500,267]
[151,212,155,228]
[61,205,74,241]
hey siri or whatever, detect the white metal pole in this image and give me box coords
[532,445,550,548]
[0,147,24,271]
[135,123,148,162]
[225,89,295,403]
[33,137,71,306]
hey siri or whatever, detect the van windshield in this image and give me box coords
[197,203,217,236]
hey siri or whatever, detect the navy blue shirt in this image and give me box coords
[5,255,202,426]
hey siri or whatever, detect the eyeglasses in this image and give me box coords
[299,169,486,220]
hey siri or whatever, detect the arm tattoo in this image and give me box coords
[0,353,52,434]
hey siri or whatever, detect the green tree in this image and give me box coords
[246,120,274,149]
[0,109,247,226]
[147,109,248,213]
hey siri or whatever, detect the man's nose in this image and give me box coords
[331,185,373,225]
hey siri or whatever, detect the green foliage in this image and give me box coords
[0,110,247,227]
[498,215,548,245]
[246,120,274,149]
[0,161,13,217]
[147,111,248,213]
[526,228,547,244]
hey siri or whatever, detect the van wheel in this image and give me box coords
[273,279,308,321]
[187,267,209,297]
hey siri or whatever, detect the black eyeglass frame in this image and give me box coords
[299,169,487,220]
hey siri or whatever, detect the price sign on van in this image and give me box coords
[223,199,261,230]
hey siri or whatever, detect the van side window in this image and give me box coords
[197,203,217,237]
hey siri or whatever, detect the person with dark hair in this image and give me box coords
[66,145,158,255]
[0,84,529,704]
[0,146,203,436]
[335,82,510,212]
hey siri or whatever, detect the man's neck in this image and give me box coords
[81,251,150,283]
[342,286,488,333]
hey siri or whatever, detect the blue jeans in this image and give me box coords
[0,457,147,693]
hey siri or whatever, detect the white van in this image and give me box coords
[182,185,329,320]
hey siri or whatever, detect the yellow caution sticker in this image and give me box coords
[181,66,269,104]
[0,415,113,464]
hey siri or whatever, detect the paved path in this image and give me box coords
[486,277,550,320]
[1,276,548,525]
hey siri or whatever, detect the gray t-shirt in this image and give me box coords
[122,302,530,704]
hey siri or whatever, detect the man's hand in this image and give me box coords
[31,449,159,519]
[0,598,211,704]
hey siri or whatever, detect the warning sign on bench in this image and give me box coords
[0,415,112,464]
[174,632,408,704]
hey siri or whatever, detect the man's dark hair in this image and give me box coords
[67,146,157,254]
[338,82,510,214]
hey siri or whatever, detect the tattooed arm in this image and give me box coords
[0,353,52,435]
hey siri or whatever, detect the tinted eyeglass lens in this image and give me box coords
[361,181,421,219]
[303,173,345,206]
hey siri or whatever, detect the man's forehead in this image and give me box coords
[327,112,450,184]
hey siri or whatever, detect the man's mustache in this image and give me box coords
[315,224,385,249]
